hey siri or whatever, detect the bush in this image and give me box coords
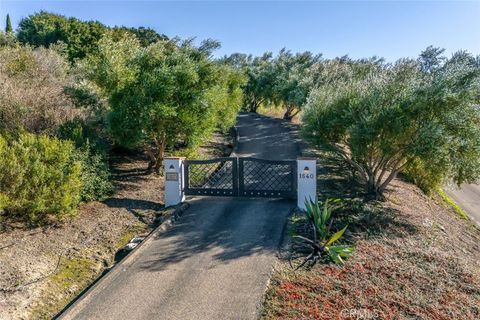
[58,119,113,201]
[73,145,113,202]
[0,133,82,224]
[403,158,443,194]
[0,45,82,135]
[303,49,480,200]
[0,30,16,47]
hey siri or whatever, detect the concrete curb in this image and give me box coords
[55,202,190,319]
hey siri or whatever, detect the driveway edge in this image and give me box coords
[55,202,190,319]
[257,206,297,319]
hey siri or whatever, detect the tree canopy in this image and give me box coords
[302,48,480,198]
[16,11,167,63]
[224,50,320,120]
[84,34,245,172]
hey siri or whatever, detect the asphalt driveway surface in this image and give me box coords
[60,113,300,320]
[445,184,480,226]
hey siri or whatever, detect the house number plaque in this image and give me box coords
[166,172,179,181]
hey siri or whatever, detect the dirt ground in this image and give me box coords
[262,150,480,319]
[0,132,232,320]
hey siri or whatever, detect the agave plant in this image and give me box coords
[294,198,353,268]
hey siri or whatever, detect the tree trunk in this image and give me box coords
[283,104,300,121]
[145,146,157,172]
[250,101,259,113]
[154,133,167,175]
[365,181,385,201]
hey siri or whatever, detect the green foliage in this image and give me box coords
[17,11,107,63]
[80,31,141,95]
[85,34,245,172]
[303,48,480,199]
[223,52,275,113]
[5,14,12,33]
[437,189,469,220]
[0,133,82,224]
[0,30,16,47]
[403,158,443,194]
[294,199,353,267]
[270,50,321,120]
[58,120,113,201]
[17,11,168,63]
[223,50,320,119]
[72,145,113,202]
[111,26,168,47]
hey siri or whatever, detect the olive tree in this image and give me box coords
[222,52,276,113]
[243,53,276,113]
[303,49,480,199]
[85,34,244,172]
[224,50,320,117]
[272,49,321,120]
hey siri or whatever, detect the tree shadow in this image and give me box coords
[296,146,420,242]
[134,198,294,272]
[104,198,164,227]
[337,202,419,240]
[104,198,163,212]
[234,113,301,160]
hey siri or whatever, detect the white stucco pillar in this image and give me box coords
[164,157,185,207]
[297,157,317,211]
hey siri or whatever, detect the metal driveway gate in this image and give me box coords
[184,157,297,198]
[184,157,238,196]
[239,158,296,198]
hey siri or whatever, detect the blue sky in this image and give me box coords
[1,1,479,61]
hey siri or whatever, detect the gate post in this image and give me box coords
[297,157,317,210]
[164,157,185,207]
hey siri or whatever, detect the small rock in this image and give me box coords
[130,237,145,244]
[422,218,433,228]
[123,243,138,251]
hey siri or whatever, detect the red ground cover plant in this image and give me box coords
[262,180,480,320]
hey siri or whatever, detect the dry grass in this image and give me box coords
[0,46,84,135]
[257,105,303,124]
[262,152,480,320]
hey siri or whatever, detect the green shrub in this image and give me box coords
[0,133,82,224]
[58,119,113,201]
[403,158,444,195]
[437,189,469,220]
[73,144,113,202]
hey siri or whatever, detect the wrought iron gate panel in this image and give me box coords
[239,158,297,198]
[184,157,238,196]
[184,157,297,198]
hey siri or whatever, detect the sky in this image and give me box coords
[0,0,479,61]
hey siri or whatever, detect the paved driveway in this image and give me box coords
[445,184,480,226]
[60,113,300,320]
